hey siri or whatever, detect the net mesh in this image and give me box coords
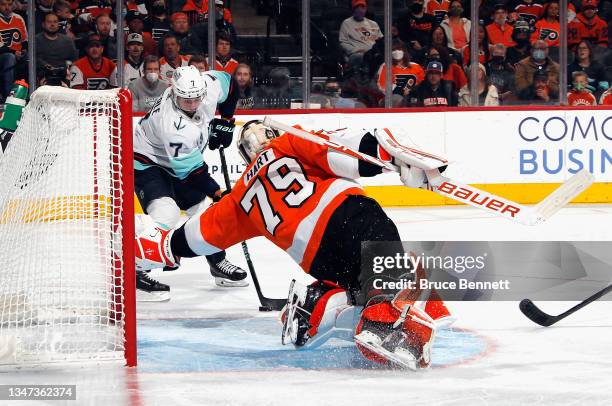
[0,87,128,366]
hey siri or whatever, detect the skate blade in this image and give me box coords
[354,331,418,371]
[137,289,171,302]
[214,277,249,287]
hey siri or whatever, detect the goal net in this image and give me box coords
[0,87,136,367]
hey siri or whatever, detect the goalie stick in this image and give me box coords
[263,117,594,226]
[520,284,612,327]
[218,147,286,311]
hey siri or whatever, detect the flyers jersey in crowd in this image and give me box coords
[568,90,597,106]
[184,129,368,272]
[0,12,27,53]
[531,19,560,47]
[377,63,425,92]
[160,56,190,84]
[69,56,118,90]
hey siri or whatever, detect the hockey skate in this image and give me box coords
[136,271,170,302]
[207,258,249,287]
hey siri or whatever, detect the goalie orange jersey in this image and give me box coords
[185,131,365,272]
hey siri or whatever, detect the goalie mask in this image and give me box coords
[237,120,280,164]
[171,66,207,115]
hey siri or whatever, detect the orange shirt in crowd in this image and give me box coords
[215,58,239,75]
[486,23,516,47]
[377,63,425,92]
[567,90,597,106]
[442,63,467,91]
[426,0,450,21]
[449,19,468,50]
[531,19,561,47]
[0,12,27,53]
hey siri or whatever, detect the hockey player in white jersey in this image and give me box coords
[133,65,248,300]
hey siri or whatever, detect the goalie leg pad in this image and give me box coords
[135,215,178,271]
[354,297,436,370]
[281,280,355,348]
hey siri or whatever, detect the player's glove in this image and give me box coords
[208,118,235,150]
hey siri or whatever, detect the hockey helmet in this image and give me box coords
[171,65,207,114]
[237,120,280,164]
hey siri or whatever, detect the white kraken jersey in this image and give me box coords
[133,70,231,179]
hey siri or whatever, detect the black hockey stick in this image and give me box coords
[218,147,286,311]
[520,284,612,327]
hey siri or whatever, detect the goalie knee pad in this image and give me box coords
[281,280,357,348]
[146,197,181,229]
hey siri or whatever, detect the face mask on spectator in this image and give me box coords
[532,49,546,61]
[491,55,505,64]
[574,82,585,91]
[353,7,366,20]
[324,86,341,96]
[392,50,404,60]
[411,2,424,13]
[146,72,159,83]
[448,6,463,16]
[427,54,440,63]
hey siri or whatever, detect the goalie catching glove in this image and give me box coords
[208,117,235,150]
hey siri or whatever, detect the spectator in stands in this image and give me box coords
[568,0,608,49]
[513,0,544,28]
[440,0,470,52]
[215,31,238,74]
[428,45,467,91]
[123,33,145,86]
[339,0,383,67]
[567,71,597,106]
[506,20,532,65]
[167,12,204,56]
[429,25,462,65]
[126,10,157,56]
[426,0,450,25]
[128,55,168,112]
[531,0,560,48]
[458,63,500,106]
[486,43,516,103]
[515,40,559,102]
[69,33,117,90]
[234,63,254,110]
[0,0,27,101]
[486,4,515,47]
[53,0,76,38]
[568,40,608,96]
[376,40,425,107]
[462,23,490,67]
[93,13,117,60]
[36,12,78,78]
[188,54,209,72]
[208,0,237,45]
[396,0,436,60]
[159,34,190,83]
[410,61,458,107]
[35,0,55,33]
[599,88,612,105]
[76,0,113,28]
[145,0,171,42]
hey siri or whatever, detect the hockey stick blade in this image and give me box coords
[520,284,612,327]
[531,169,594,225]
[519,299,558,327]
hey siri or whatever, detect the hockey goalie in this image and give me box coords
[135,120,453,370]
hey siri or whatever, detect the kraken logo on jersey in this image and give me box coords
[0,28,22,48]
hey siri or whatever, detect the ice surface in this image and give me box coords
[2,205,611,405]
